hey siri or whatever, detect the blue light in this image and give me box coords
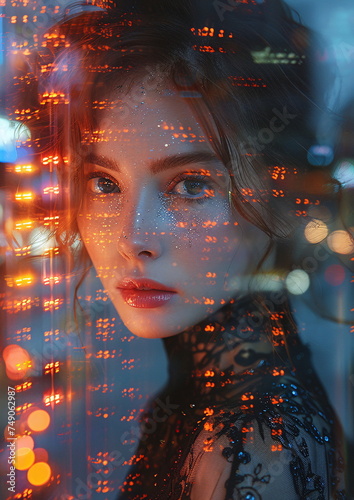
[333,159,354,188]
[0,117,31,163]
[307,144,334,167]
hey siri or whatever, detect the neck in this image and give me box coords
[163,295,290,404]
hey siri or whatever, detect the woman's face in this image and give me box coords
[77,82,269,338]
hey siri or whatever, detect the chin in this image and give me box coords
[120,317,186,339]
[115,303,213,339]
[110,291,227,339]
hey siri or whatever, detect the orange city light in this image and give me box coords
[43,185,60,195]
[15,275,34,287]
[44,393,63,406]
[15,192,34,201]
[42,275,61,285]
[16,435,35,450]
[27,409,51,432]
[6,275,34,287]
[15,447,35,471]
[14,246,31,257]
[15,220,34,230]
[3,344,32,380]
[27,462,52,486]
[14,164,34,173]
[42,155,59,165]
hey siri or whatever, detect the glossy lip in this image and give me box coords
[117,278,176,292]
[116,278,177,308]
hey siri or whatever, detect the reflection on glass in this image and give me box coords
[1,0,353,499]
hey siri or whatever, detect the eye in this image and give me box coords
[86,173,120,195]
[171,175,214,199]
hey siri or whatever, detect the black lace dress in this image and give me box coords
[117,295,346,499]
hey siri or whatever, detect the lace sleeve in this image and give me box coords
[176,398,345,499]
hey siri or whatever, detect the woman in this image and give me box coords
[29,0,346,497]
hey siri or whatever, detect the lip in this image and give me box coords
[116,278,177,308]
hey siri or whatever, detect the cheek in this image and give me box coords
[177,200,239,257]
[172,222,232,290]
[77,197,122,233]
[184,218,268,286]
[76,210,120,268]
[170,198,234,242]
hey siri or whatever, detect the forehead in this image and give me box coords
[92,80,208,146]
[86,80,229,177]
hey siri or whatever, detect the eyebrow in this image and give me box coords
[84,151,223,174]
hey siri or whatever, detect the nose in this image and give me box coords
[117,189,163,261]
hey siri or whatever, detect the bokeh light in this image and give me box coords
[3,344,32,379]
[324,264,346,286]
[285,269,310,295]
[307,144,334,166]
[304,219,328,243]
[16,435,34,450]
[0,116,30,163]
[33,448,49,463]
[327,230,354,255]
[15,447,35,470]
[27,462,51,486]
[333,159,354,188]
[27,410,51,432]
